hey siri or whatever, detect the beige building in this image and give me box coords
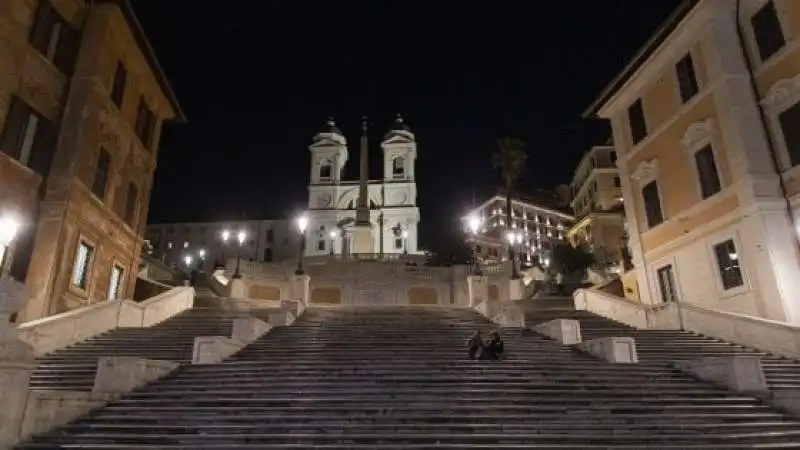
[465,193,573,265]
[586,0,800,323]
[0,0,183,321]
[566,145,627,268]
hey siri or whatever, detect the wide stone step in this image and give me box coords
[16,443,800,449]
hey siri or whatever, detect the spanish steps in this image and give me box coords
[16,304,800,449]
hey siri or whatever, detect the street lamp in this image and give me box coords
[295,214,308,275]
[218,229,231,269]
[401,229,409,255]
[183,255,193,268]
[232,230,246,279]
[506,231,522,280]
[329,230,337,256]
[467,214,482,275]
[198,249,206,260]
[0,215,20,277]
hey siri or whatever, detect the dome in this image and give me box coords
[318,118,343,136]
[384,114,414,139]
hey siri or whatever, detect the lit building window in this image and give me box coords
[71,241,94,290]
[183,241,189,248]
[108,265,124,300]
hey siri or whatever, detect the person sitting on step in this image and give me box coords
[481,330,505,361]
[467,331,484,360]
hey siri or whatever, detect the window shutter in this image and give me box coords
[53,24,81,76]
[0,97,31,159]
[29,1,55,55]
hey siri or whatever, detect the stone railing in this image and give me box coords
[17,286,195,357]
[573,288,800,359]
[572,288,651,329]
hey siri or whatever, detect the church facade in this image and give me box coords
[305,118,420,257]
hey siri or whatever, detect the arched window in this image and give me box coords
[392,156,405,178]
[319,159,332,179]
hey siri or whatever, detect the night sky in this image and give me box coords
[133,0,683,249]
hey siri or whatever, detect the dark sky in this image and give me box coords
[134,0,682,248]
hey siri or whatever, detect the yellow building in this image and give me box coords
[586,0,800,324]
[566,145,626,268]
[0,0,183,321]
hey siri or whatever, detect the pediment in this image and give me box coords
[381,135,414,146]
[310,137,345,149]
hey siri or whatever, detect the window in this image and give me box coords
[317,239,325,251]
[135,97,156,150]
[29,0,80,75]
[778,101,800,168]
[642,181,664,228]
[694,145,721,199]
[714,239,744,290]
[266,229,274,242]
[91,148,111,200]
[613,176,621,187]
[123,182,138,228]
[319,160,332,179]
[393,157,405,177]
[108,265,124,300]
[657,265,679,303]
[263,248,273,262]
[71,241,94,290]
[610,151,617,164]
[628,99,647,145]
[752,1,785,61]
[0,97,59,178]
[676,53,699,103]
[110,61,127,108]
[395,238,403,249]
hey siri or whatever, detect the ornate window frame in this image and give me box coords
[761,73,800,173]
[680,118,724,201]
[630,159,666,229]
[706,231,750,298]
[739,0,794,70]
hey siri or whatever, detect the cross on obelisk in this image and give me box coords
[351,116,375,255]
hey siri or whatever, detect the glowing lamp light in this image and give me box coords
[198,249,206,259]
[184,255,193,266]
[329,230,338,239]
[467,215,482,235]
[0,215,20,246]
[221,230,231,242]
[297,215,309,233]
[237,230,247,245]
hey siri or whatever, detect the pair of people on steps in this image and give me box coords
[467,330,505,360]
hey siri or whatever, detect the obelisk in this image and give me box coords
[351,117,374,255]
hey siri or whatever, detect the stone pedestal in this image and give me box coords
[231,317,272,343]
[675,355,768,393]
[351,225,374,254]
[508,278,525,301]
[577,337,638,363]
[92,357,179,394]
[229,278,246,298]
[534,319,582,345]
[0,278,35,447]
[291,274,310,305]
[467,275,488,308]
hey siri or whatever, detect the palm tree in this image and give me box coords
[491,137,528,280]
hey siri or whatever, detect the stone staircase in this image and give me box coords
[29,304,274,391]
[17,306,800,448]
[520,297,800,391]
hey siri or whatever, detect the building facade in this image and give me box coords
[0,0,182,321]
[465,194,574,265]
[566,145,627,268]
[145,220,299,271]
[586,0,800,323]
[305,117,420,257]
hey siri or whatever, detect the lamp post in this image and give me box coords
[506,231,522,280]
[218,230,230,269]
[232,230,246,279]
[295,214,308,275]
[467,214,482,275]
[0,214,20,277]
[401,229,409,255]
[329,230,337,256]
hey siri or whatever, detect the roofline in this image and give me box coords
[582,0,699,118]
[97,0,186,122]
[570,144,615,186]
[468,194,575,221]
